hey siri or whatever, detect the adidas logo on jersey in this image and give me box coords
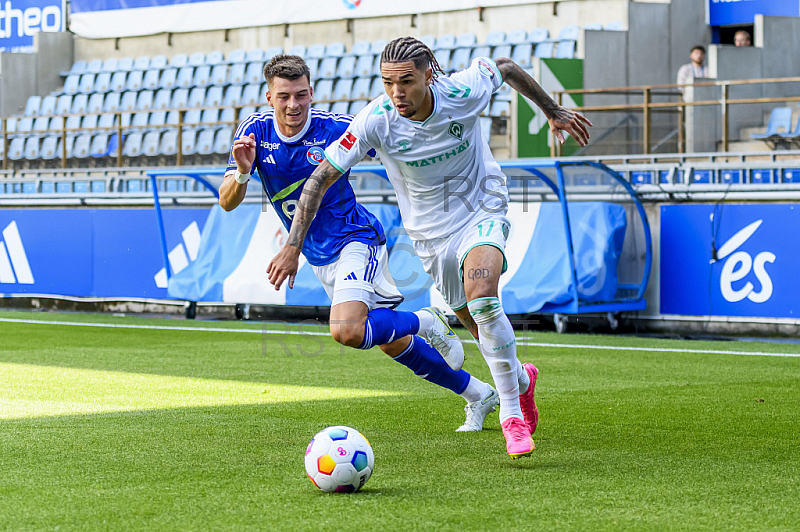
[343,272,357,281]
[263,154,276,164]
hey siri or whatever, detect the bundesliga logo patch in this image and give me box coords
[339,132,358,152]
[478,60,495,79]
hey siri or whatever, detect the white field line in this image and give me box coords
[1,317,799,358]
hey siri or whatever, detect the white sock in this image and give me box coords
[414,309,435,334]
[517,358,530,394]
[468,297,522,423]
[460,376,489,404]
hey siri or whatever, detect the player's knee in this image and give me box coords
[329,321,364,347]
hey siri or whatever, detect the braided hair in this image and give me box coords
[380,37,445,81]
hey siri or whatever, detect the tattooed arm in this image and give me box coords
[495,56,593,146]
[266,159,344,290]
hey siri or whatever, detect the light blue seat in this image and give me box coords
[87,93,105,113]
[490,100,510,117]
[103,92,121,112]
[434,34,456,50]
[558,25,580,41]
[165,110,179,130]
[110,71,127,92]
[450,48,471,71]
[127,70,144,91]
[326,42,346,58]
[70,60,87,75]
[434,49,451,71]
[188,52,205,67]
[95,72,112,92]
[134,55,151,70]
[132,112,149,131]
[355,55,374,78]
[33,116,49,135]
[101,58,118,72]
[122,132,143,157]
[73,134,92,158]
[72,94,89,114]
[314,79,334,101]
[154,89,171,109]
[485,31,506,46]
[527,28,549,44]
[752,107,793,139]
[227,49,246,64]
[87,59,103,73]
[41,96,57,116]
[82,114,99,132]
[306,44,326,59]
[206,86,224,107]
[224,85,243,106]
[142,131,161,156]
[456,33,477,48]
[120,91,137,111]
[79,74,95,94]
[143,69,160,90]
[196,128,217,155]
[233,107,252,121]
[512,43,533,66]
[98,113,116,131]
[313,102,330,112]
[370,39,389,55]
[188,87,206,107]
[159,130,178,155]
[184,109,202,130]
[534,41,554,58]
[65,115,82,136]
[369,77,383,98]
[352,77,372,100]
[306,58,319,80]
[151,55,168,69]
[201,108,219,126]
[337,56,357,78]
[171,53,189,68]
[176,66,194,88]
[264,47,282,61]
[419,35,437,49]
[16,118,33,138]
[24,138,40,159]
[318,57,338,79]
[229,63,246,85]
[556,41,576,59]
[25,96,42,116]
[172,88,189,108]
[242,84,261,106]
[8,138,25,160]
[492,44,512,61]
[181,129,197,155]
[349,100,369,115]
[351,41,371,56]
[58,137,75,159]
[244,62,262,84]
[40,136,59,159]
[5,117,17,136]
[63,74,80,94]
[56,94,72,114]
[136,91,155,111]
[288,45,306,58]
[118,57,135,71]
[471,46,491,61]
[194,65,212,87]
[91,133,111,157]
[149,110,166,130]
[206,50,224,65]
[495,83,512,101]
[333,78,353,101]
[214,128,233,154]
[211,64,228,85]
[330,101,349,114]
[245,48,264,63]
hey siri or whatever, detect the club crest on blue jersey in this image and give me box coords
[306,146,325,165]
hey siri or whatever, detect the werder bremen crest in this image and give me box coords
[448,121,464,140]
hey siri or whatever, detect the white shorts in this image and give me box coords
[413,212,510,311]
[312,241,404,309]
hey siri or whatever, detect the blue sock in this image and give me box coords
[392,336,470,395]
[358,307,420,349]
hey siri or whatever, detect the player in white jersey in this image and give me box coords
[269,37,592,458]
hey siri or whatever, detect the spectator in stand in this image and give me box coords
[734,30,751,47]
[677,45,709,95]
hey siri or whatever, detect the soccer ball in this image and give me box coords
[304,426,374,493]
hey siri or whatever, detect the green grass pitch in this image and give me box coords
[1,310,798,531]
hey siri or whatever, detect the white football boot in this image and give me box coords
[456,386,500,432]
[419,307,465,371]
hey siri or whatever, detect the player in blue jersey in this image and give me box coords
[218,55,499,431]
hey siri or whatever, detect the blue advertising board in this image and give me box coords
[660,204,799,318]
[0,0,65,53]
[0,208,209,299]
[708,0,800,26]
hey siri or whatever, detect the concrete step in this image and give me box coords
[722,140,773,152]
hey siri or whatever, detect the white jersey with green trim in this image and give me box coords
[325,57,508,241]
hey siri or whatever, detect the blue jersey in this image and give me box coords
[227,109,385,267]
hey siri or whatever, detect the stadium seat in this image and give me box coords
[352,77,372,100]
[214,128,233,154]
[370,39,389,55]
[82,114,99,132]
[87,59,103,73]
[95,72,112,92]
[40,95,57,116]
[184,109,202,130]
[306,44,326,60]
[24,96,42,116]
[751,107,793,139]
[450,48,472,71]
[206,50,224,65]
[118,57,135,71]
[70,60,88,75]
[33,116,49,135]
[229,63,246,85]
[326,42,346,58]
[244,63,263,84]
[16,118,33,137]
[527,28,549,44]
[492,44,512,61]
[490,100,510,117]
[108,71,126,92]
[159,130,178,155]
[558,25,580,41]
[79,74,95,94]
[778,107,800,141]
[151,55,168,69]
[7,138,24,160]
[65,115,82,136]
[337,56,357,78]
[419,35,436,50]
[72,134,92,158]
[264,46,282,61]
[122,132,143,157]
[193,65,211,87]
[318,57,338,79]
[355,55,374,78]
[188,87,206,107]
[434,34,456,50]
[188,52,205,67]
[485,31,506,46]
[134,55,151,70]
[142,131,161,156]
[349,100,369,115]
[556,41,576,59]
[456,33,477,48]
[245,48,264,64]
[330,101,349,115]
[104,92,121,112]
[434,49,451,72]
[91,133,112,157]
[313,102,330,112]
[176,66,194,88]
[206,86,224,107]
[40,136,59,160]
[98,113,116,131]
[534,41,554,58]
[351,41,371,56]
[63,74,80,94]
[242,84,262,106]
[306,58,320,80]
[171,53,189,68]
[224,85,243,106]
[56,95,72,115]
[87,93,105,113]
[101,58,118,72]
[136,91,155,111]
[333,78,354,101]
[72,94,89,114]
[149,110,166,130]
[196,128,216,155]
[181,129,197,155]
[172,88,189,108]
[369,77,383,98]
[132,112,149,132]
[228,107,246,122]
[5,117,17,136]
[288,45,306,58]
[210,64,228,85]
[604,21,624,31]
[201,108,219,127]
[471,46,491,62]
[371,55,382,76]
[227,49,246,64]
[143,69,160,90]
[120,92,137,112]
[315,79,334,101]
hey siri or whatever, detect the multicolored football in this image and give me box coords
[304,425,374,493]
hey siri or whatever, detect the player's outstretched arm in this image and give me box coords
[219,133,257,211]
[495,57,593,146]
[267,159,344,290]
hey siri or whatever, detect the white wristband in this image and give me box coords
[234,169,250,184]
